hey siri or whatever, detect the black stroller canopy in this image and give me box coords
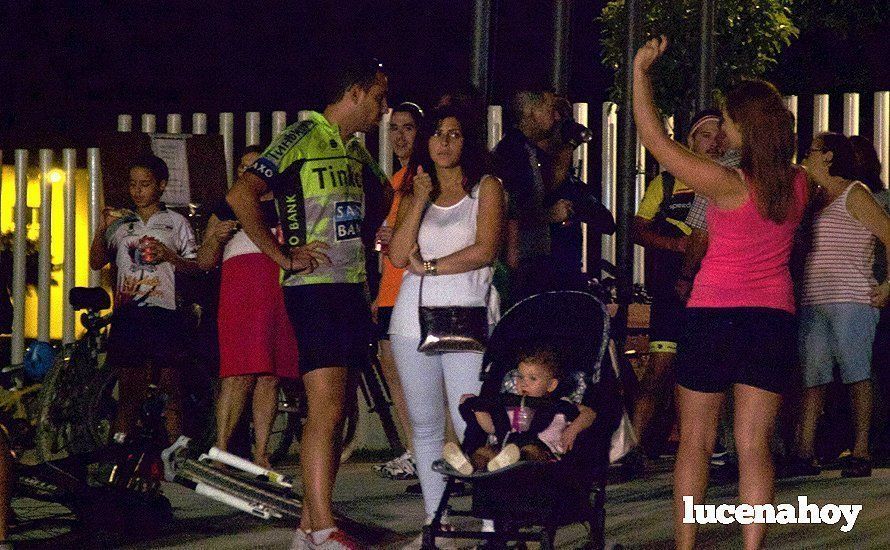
[482,291,610,389]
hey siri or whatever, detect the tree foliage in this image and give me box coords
[599,0,798,118]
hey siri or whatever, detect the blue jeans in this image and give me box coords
[799,303,879,387]
[390,335,484,517]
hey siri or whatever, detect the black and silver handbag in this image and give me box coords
[417,275,489,354]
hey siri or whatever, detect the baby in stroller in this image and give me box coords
[443,347,583,474]
[425,291,621,549]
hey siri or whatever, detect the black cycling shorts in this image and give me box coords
[282,283,371,374]
[648,292,686,354]
[676,307,797,395]
[105,306,187,369]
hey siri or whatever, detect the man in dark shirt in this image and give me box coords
[494,90,614,302]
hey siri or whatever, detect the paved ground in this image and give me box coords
[94,457,889,549]
[10,455,889,548]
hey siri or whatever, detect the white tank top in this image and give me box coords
[222,230,263,262]
[389,183,500,338]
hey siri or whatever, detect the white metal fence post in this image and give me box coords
[572,102,589,273]
[487,106,503,152]
[272,111,287,138]
[87,148,103,287]
[37,149,53,342]
[192,113,208,135]
[11,150,28,364]
[601,102,618,268]
[246,112,261,146]
[62,149,77,344]
[378,108,393,178]
[633,136,646,286]
[141,114,157,133]
[875,91,890,188]
[220,113,234,187]
[117,114,133,132]
[784,96,799,162]
[843,93,860,137]
[814,94,830,135]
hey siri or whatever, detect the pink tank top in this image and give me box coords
[688,168,808,313]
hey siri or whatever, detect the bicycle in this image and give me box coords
[34,287,121,463]
[0,362,84,544]
[43,287,303,524]
[266,341,404,465]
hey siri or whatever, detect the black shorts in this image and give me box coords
[106,306,187,369]
[376,306,393,341]
[648,291,686,353]
[282,283,371,374]
[676,307,797,394]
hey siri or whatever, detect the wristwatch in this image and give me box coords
[423,259,438,276]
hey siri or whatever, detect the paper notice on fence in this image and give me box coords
[150,134,190,207]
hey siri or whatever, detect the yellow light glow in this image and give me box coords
[26,180,41,208]
[1,165,102,340]
[48,169,65,184]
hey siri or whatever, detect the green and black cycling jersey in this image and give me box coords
[247,111,385,286]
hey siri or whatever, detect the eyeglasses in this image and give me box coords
[807,147,826,156]
[432,129,463,141]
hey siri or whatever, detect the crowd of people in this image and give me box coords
[83,41,890,550]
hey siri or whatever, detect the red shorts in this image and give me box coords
[217,253,299,378]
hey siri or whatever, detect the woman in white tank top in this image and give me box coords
[388,105,505,538]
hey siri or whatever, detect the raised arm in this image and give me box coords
[632,36,744,206]
[389,166,430,269]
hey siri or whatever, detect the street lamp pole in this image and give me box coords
[698,0,717,110]
[616,0,641,344]
[471,0,493,100]
[551,0,572,95]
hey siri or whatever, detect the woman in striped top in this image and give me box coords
[792,132,890,478]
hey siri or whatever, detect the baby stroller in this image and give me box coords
[427,290,622,549]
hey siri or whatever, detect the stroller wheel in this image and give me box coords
[420,525,436,550]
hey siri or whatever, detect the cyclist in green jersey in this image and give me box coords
[227,57,388,550]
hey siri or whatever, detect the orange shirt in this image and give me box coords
[376,166,409,307]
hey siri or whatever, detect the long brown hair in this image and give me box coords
[724,80,796,223]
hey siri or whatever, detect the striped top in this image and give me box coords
[800,182,876,306]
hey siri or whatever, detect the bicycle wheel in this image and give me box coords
[265,385,301,465]
[11,464,82,544]
[35,342,106,462]
[360,358,403,452]
[339,386,365,463]
[85,367,119,449]
[267,384,363,464]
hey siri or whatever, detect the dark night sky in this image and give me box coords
[0,0,887,150]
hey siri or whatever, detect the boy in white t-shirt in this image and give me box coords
[89,155,200,443]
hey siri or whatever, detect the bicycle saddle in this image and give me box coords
[69,287,111,311]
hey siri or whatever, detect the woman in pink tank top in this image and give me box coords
[634,37,807,549]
